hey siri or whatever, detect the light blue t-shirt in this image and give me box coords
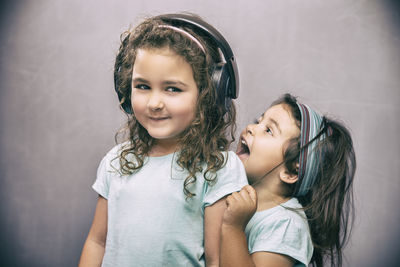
[93,145,248,267]
[245,198,313,266]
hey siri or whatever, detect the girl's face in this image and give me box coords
[236,104,300,184]
[131,48,198,145]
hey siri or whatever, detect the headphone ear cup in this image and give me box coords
[120,93,133,114]
[114,34,133,114]
[114,69,133,114]
[211,63,231,110]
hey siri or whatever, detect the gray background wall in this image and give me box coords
[0,0,399,266]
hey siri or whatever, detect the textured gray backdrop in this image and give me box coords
[0,0,399,266]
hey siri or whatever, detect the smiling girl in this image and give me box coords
[79,14,247,267]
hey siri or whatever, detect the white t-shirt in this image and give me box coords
[93,144,248,267]
[245,198,313,266]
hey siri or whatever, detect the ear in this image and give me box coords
[279,169,298,184]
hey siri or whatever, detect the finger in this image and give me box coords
[231,191,242,201]
[239,188,251,201]
[226,195,233,207]
[242,185,257,203]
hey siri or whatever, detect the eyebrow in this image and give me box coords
[132,77,188,88]
[163,80,188,88]
[269,118,282,134]
[132,77,149,84]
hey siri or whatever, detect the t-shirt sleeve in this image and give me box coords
[250,217,313,266]
[203,151,248,208]
[92,154,111,199]
[92,145,122,199]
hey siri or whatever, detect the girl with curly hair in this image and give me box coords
[79,13,247,267]
[221,93,356,267]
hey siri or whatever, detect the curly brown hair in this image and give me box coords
[113,14,237,198]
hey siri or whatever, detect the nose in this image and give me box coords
[147,91,164,110]
[246,123,255,135]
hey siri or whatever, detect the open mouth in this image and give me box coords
[236,138,250,162]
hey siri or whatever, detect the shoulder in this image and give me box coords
[201,151,246,181]
[105,142,129,157]
[248,198,309,238]
[246,198,313,265]
[201,151,248,207]
[212,151,247,185]
[218,151,246,173]
[99,142,130,172]
[102,143,122,161]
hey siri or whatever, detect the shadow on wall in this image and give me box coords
[0,1,25,265]
[383,0,400,32]
[0,1,22,40]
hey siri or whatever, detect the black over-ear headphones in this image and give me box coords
[114,13,239,114]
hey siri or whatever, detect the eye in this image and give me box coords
[265,127,273,135]
[135,84,150,90]
[166,87,182,93]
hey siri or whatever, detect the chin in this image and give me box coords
[146,129,170,138]
[149,132,180,141]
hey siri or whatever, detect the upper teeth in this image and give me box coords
[241,139,247,146]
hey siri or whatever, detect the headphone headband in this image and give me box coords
[158,13,239,99]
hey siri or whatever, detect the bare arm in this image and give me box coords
[220,222,255,267]
[220,223,294,267]
[204,196,228,267]
[220,186,294,267]
[79,195,108,267]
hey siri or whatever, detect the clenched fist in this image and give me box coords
[222,185,258,230]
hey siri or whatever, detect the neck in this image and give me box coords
[149,138,179,156]
[252,175,291,211]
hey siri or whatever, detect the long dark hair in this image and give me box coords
[274,93,356,267]
[113,14,236,198]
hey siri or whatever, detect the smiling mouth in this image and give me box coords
[236,138,250,161]
[149,116,170,121]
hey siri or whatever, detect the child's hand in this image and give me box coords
[222,185,257,230]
